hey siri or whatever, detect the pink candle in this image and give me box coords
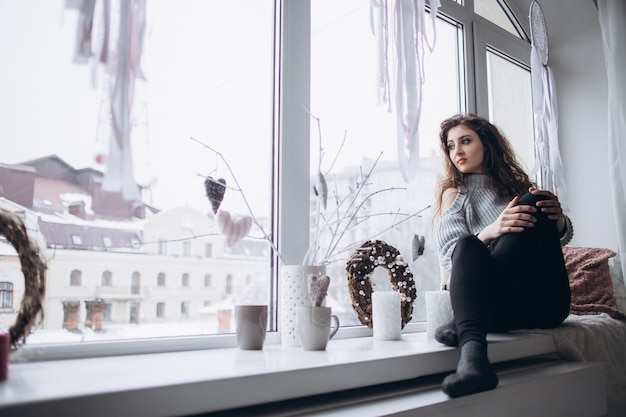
[0,332,9,381]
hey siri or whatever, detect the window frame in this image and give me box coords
[0,281,13,309]
[12,0,533,362]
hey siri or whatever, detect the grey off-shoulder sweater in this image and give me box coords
[437,174,574,276]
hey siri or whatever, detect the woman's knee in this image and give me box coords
[517,192,549,207]
[452,233,489,265]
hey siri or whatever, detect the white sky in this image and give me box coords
[0,0,458,218]
[0,0,276,216]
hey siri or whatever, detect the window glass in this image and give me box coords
[474,0,523,39]
[70,270,82,286]
[0,0,535,353]
[486,49,534,173]
[0,282,13,309]
[102,271,113,286]
[0,0,275,344]
[310,1,463,325]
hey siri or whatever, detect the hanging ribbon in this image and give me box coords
[67,0,97,64]
[68,0,146,201]
[101,0,146,201]
[371,0,440,183]
[530,0,569,211]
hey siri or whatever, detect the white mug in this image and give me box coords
[296,306,339,351]
[235,305,268,350]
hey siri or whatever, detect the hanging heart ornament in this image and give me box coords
[308,274,330,307]
[411,234,425,261]
[216,209,252,247]
[204,176,226,214]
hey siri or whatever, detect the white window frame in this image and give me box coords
[13,0,533,362]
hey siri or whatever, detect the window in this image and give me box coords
[0,0,533,355]
[101,271,113,287]
[474,0,528,40]
[156,302,165,319]
[70,269,82,286]
[182,241,191,257]
[158,240,167,256]
[130,302,140,324]
[102,303,112,322]
[0,282,13,308]
[225,275,233,296]
[130,272,141,295]
[157,272,166,287]
[310,0,464,324]
[473,19,533,171]
[181,273,190,288]
[181,301,190,318]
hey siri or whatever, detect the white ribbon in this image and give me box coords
[102,0,146,201]
[372,0,439,183]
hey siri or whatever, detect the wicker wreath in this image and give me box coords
[346,239,416,329]
[0,209,46,350]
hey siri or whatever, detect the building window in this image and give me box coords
[70,269,82,286]
[158,240,167,256]
[156,302,165,319]
[0,282,13,308]
[157,272,166,287]
[130,302,140,324]
[225,275,233,296]
[101,270,113,287]
[181,301,190,317]
[204,274,212,287]
[102,236,113,248]
[205,244,213,258]
[102,303,112,322]
[182,273,190,287]
[130,272,141,295]
[182,241,191,257]
[71,235,82,245]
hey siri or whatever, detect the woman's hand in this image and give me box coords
[476,196,538,245]
[529,187,566,234]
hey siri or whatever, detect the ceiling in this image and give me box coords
[511,0,600,48]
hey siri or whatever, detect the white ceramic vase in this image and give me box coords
[280,265,326,347]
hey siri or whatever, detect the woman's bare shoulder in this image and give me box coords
[441,187,459,212]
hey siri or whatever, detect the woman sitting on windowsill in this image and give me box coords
[433,113,573,398]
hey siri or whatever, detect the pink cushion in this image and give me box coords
[563,246,626,320]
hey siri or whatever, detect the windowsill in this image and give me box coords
[0,332,557,417]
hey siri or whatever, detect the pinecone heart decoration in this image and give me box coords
[308,274,330,307]
[205,176,226,214]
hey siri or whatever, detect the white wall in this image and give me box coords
[551,25,618,250]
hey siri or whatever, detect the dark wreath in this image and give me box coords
[346,239,416,329]
[0,209,46,350]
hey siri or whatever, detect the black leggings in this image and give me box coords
[449,192,571,348]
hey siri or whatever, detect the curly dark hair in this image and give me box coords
[433,113,535,217]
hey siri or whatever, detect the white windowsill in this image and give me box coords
[0,332,557,417]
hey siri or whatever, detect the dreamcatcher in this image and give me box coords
[530,0,569,210]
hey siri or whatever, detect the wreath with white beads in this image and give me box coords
[346,239,416,329]
[0,209,46,350]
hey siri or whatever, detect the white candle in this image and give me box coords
[439,266,449,290]
[425,290,453,338]
[372,291,402,341]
